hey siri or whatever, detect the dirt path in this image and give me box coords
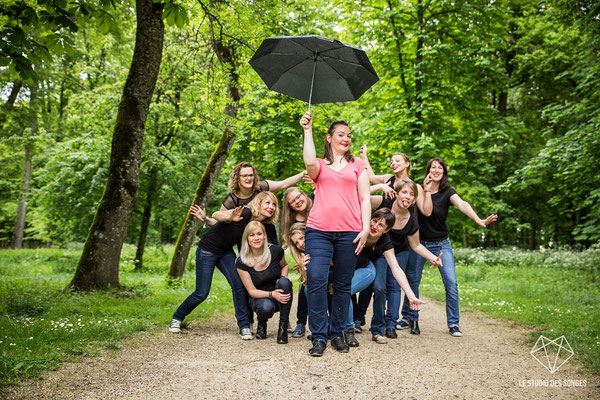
[4,295,599,399]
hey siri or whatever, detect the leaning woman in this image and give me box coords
[236,221,293,344]
[416,157,497,337]
[300,111,371,356]
[169,192,279,339]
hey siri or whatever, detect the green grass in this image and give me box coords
[0,245,235,386]
[420,246,600,374]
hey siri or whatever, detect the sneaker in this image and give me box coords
[239,327,253,340]
[396,320,409,330]
[372,334,388,344]
[292,323,305,338]
[449,326,463,337]
[353,321,363,333]
[169,319,182,333]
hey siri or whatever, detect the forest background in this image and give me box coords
[2,0,600,273]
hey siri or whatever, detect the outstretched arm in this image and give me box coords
[212,206,244,222]
[190,205,216,227]
[265,170,308,192]
[360,144,392,184]
[301,111,320,180]
[383,249,425,310]
[407,231,442,267]
[450,193,498,227]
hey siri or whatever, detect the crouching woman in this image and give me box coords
[236,221,293,344]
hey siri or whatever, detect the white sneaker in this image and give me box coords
[169,319,182,333]
[240,327,253,340]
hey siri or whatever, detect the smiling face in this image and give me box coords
[397,184,416,209]
[247,227,266,250]
[238,166,255,190]
[326,124,351,155]
[390,154,409,174]
[287,191,307,212]
[259,196,276,219]
[369,217,389,240]
[290,232,305,252]
[429,160,444,183]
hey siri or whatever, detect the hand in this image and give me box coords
[300,111,312,130]
[382,184,397,199]
[353,229,369,255]
[409,297,426,310]
[273,289,291,304]
[190,205,206,221]
[429,252,443,268]
[302,171,315,185]
[423,173,432,192]
[479,214,498,227]
[360,144,368,158]
[229,206,244,222]
[301,254,310,271]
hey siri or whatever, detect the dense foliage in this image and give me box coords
[1,0,599,250]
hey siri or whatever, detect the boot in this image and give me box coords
[256,320,267,339]
[277,320,288,344]
[344,328,359,347]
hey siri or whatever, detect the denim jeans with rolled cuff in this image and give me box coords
[384,250,409,329]
[172,248,250,330]
[345,262,376,331]
[305,227,358,343]
[399,248,425,322]
[369,255,391,336]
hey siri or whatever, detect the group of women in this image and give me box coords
[168,111,497,357]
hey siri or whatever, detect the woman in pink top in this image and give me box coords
[300,111,371,356]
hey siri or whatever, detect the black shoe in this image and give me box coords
[309,340,326,356]
[449,326,463,337]
[385,327,398,339]
[344,328,360,347]
[396,320,409,330]
[409,320,420,335]
[256,321,267,340]
[331,336,350,353]
[277,321,288,344]
[307,334,313,341]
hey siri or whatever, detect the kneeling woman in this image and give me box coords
[236,221,293,344]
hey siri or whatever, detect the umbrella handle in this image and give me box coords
[308,54,317,113]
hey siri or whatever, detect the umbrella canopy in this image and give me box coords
[249,35,379,108]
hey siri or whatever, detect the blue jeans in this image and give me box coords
[369,255,390,336]
[249,277,293,324]
[305,227,358,343]
[172,248,250,330]
[400,248,425,322]
[384,251,409,329]
[345,263,376,331]
[418,238,459,327]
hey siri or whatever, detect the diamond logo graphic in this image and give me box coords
[530,335,574,374]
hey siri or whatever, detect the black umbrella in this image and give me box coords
[249,35,379,111]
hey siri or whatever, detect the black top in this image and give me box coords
[236,245,285,291]
[356,233,393,268]
[222,180,270,209]
[417,187,457,241]
[198,208,278,255]
[388,213,419,253]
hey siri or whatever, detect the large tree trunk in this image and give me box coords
[134,167,158,270]
[69,0,164,290]
[167,7,241,279]
[11,84,36,249]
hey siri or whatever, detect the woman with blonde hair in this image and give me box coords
[169,191,279,340]
[287,222,309,337]
[281,187,313,243]
[236,221,292,343]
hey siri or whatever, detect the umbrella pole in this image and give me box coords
[308,55,317,113]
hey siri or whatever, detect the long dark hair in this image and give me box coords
[426,157,450,192]
[323,121,354,164]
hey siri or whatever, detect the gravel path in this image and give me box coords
[3,295,599,399]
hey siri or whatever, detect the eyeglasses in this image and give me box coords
[289,193,304,206]
[239,174,254,179]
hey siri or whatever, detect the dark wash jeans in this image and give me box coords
[172,247,250,330]
[249,277,293,324]
[305,227,358,343]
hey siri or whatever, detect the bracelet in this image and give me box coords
[268,291,273,299]
[424,189,431,192]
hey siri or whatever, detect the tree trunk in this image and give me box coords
[462,227,469,248]
[11,85,36,249]
[69,0,164,291]
[134,168,158,270]
[167,9,241,279]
